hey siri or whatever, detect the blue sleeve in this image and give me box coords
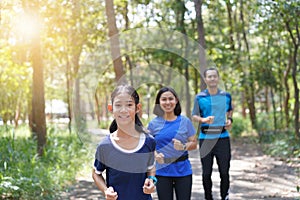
[93,144,106,174]
[192,96,200,116]
[147,121,153,135]
[93,159,106,174]
[146,135,156,169]
[186,117,196,137]
[227,93,233,112]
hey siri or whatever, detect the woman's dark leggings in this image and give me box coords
[199,138,231,200]
[156,175,192,200]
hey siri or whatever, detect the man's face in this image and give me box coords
[204,70,219,88]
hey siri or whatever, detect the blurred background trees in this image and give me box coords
[0,0,299,198]
[0,0,299,161]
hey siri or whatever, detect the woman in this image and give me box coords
[148,86,197,200]
[92,85,157,200]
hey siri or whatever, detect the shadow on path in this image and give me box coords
[60,130,300,200]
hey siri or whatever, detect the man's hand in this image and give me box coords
[204,116,214,124]
[225,118,232,129]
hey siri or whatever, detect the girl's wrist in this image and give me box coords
[148,176,157,185]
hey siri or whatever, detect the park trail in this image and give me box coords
[59,129,300,200]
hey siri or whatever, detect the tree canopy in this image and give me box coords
[0,0,299,147]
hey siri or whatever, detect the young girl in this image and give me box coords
[148,86,197,200]
[92,85,157,200]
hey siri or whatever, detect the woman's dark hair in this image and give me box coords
[109,85,145,133]
[153,86,182,117]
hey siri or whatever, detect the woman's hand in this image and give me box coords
[105,186,118,200]
[155,152,165,164]
[172,138,185,151]
[143,178,156,194]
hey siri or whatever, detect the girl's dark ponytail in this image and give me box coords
[135,114,146,133]
[109,119,118,133]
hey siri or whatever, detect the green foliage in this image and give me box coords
[262,130,300,159]
[230,116,251,138]
[0,125,90,200]
[255,112,289,143]
[0,47,31,123]
[99,120,111,129]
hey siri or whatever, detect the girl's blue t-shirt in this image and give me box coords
[147,115,196,177]
[93,133,156,200]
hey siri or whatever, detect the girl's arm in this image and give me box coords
[92,169,107,194]
[147,165,156,177]
[143,166,157,194]
[92,169,118,199]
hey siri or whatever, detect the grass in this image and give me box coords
[0,124,92,200]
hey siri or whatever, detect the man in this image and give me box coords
[192,67,233,200]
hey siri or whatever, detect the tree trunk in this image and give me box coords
[283,55,292,127]
[283,13,300,138]
[174,0,191,117]
[270,88,277,131]
[105,0,125,84]
[94,88,101,126]
[193,0,207,91]
[30,6,47,157]
[66,58,72,134]
[291,47,299,138]
[68,0,85,133]
[240,0,257,129]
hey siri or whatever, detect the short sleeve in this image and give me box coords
[227,93,233,112]
[147,121,154,135]
[93,144,107,174]
[93,159,105,174]
[186,117,196,137]
[146,135,156,170]
[192,96,200,116]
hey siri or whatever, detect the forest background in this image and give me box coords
[0,0,299,199]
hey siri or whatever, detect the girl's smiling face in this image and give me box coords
[111,93,140,127]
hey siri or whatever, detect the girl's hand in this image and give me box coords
[155,152,165,164]
[105,186,118,200]
[143,178,156,194]
[172,138,185,151]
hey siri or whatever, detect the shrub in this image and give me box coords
[230,116,250,138]
[0,125,91,200]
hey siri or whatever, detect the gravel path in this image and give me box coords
[60,129,300,200]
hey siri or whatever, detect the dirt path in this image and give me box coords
[60,130,300,200]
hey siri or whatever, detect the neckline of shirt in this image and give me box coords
[109,133,146,153]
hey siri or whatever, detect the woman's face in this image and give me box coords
[159,91,178,115]
[112,93,140,127]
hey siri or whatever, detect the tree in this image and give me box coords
[22,1,47,156]
[281,2,300,138]
[193,0,207,91]
[104,0,125,84]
